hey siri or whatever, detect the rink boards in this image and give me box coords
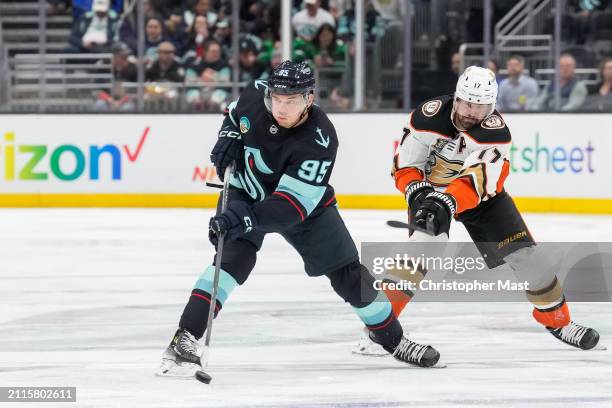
[0,113,610,213]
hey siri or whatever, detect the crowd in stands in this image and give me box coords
[493,53,612,113]
[45,0,612,112]
[54,0,372,111]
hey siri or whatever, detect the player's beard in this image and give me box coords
[453,112,481,131]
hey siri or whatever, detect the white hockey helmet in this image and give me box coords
[454,65,498,109]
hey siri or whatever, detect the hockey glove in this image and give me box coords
[210,130,244,181]
[209,200,257,246]
[405,180,435,221]
[413,191,456,236]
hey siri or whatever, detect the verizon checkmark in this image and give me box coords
[124,126,150,162]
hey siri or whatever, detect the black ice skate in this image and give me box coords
[548,321,600,350]
[157,328,202,377]
[383,335,441,368]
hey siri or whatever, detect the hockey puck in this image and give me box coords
[195,370,212,384]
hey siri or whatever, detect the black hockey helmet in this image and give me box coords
[267,60,315,96]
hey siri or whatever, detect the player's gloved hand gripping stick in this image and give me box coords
[196,162,235,384]
[208,200,257,246]
[390,180,455,242]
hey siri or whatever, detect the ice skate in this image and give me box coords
[352,327,387,356]
[548,321,600,350]
[157,329,202,377]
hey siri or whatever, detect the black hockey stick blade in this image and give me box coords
[386,220,436,236]
[205,180,223,188]
[386,220,410,229]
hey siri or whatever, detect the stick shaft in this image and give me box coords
[202,163,234,366]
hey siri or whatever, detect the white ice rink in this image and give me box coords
[1,209,611,408]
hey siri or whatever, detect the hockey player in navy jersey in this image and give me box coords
[158,61,441,376]
[355,66,600,355]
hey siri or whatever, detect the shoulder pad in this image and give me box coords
[251,79,269,94]
[410,95,455,138]
[464,112,511,144]
[297,107,338,152]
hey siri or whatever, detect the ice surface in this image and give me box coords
[1,209,611,408]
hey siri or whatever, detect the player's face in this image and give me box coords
[453,99,492,130]
[270,93,308,127]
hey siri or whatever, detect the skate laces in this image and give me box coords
[178,330,199,355]
[557,322,588,346]
[393,336,429,363]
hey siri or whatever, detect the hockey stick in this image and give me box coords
[386,220,411,229]
[196,162,235,384]
[204,164,224,189]
[386,219,436,235]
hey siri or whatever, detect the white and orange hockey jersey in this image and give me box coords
[392,95,511,214]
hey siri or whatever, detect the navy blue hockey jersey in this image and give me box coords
[217,80,338,233]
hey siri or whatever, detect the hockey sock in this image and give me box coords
[532,299,570,328]
[383,260,427,317]
[383,286,412,318]
[179,265,239,338]
[528,277,570,328]
[353,292,403,349]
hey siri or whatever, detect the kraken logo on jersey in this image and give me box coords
[237,147,274,201]
[422,100,442,117]
[425,151,464,186]
[315,127,330,148]
[254,80,269,91]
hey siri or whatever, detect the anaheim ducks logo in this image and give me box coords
[425,151,464,186]
[422,100,442,117]
[482,114,505,130]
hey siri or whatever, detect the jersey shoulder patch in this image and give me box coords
[464,112,511,144]
[410,95,455,138]
[421,99,443,117]
[481,114,505,130]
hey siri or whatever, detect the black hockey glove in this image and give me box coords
[209,200,257,247]
[413,191,456,236]
[405,180,435,222]
[210,130,243,181]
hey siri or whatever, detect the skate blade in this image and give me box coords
[592,344,607,351]
[352,334,389,357]
[392,359,447,369]
[400,359,447,369]
[352,349,388,357]
[156,360,201,378]
[351,341,388,357]
[426,361,447,368]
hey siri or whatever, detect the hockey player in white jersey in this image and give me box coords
[355,66,600,356]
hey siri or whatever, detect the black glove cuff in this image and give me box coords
[227,201,257,234]
[406,181,434,206]
[425,191,457,217]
